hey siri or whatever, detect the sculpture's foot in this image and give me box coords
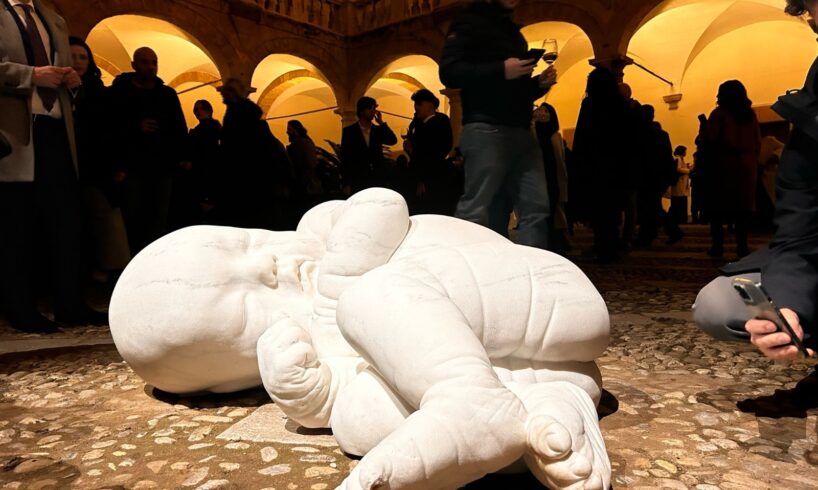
[519,381,610,490]
[335,385,527,490]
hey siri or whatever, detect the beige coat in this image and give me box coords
[0,0,77,182]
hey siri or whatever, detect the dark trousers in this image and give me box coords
[0,116,83,321]
[710,210,750,254]
[122,171,172,254]
[636,188,682,244]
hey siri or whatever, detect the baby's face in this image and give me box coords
[110,226,326,356]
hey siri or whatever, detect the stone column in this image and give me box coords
[334,106,358,129]
[440,88,462,148]
[589,54,633,82]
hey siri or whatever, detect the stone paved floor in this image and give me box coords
[1,225,817,489]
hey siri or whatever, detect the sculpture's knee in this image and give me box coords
[693,275,754,342]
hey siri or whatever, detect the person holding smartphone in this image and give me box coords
[440,0,557,249]
[694,0,818,361]
[340,96,398,195]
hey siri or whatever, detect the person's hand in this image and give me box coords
[504,58,536,80]
[62,68,81,89]
[746,308,814,360]
[32,66,71,89]
[416,182,426,198]
[538,65,558,89]
[141,118,159,133]
[374,110,384,125]
[180,161,193,171]
[342,185,352,196]
[113,171,127,183]
[403,140,413,155]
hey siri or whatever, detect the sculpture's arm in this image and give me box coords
[257,317,366,428]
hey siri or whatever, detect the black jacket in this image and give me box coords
[108,73,187,175]
[408,112,453,185]
[723,55,818,338]
[340,121,397,191]
[439,2,547,128]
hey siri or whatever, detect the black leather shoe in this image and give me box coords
[10,315,62,334]
[55,307,109,326]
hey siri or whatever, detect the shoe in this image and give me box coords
[707,246,723,257]
[10,315,62,334]
[55,307,108,326]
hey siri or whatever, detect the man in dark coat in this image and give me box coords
[216,78,292,230]
[633,104,683,247]
[439,0,556,248]
[405,89,454,215]
[340,96,398,194]
[108,47,187,254]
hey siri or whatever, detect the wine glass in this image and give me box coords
[541,39,559,65]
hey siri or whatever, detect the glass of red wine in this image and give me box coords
[542,39,558,65]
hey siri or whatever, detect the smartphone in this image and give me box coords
[732,277,810,357]
[697,114,707,124]
[525,48,545,62]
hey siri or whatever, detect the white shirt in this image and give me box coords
[9,0,63,118]
[359,122,372,147]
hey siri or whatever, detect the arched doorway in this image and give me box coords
[365,55,447,138]
[522,21,595,147]
[86,15,224,129]
[250,54,338,150]
[626,0,818,149]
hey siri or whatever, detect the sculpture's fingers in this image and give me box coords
[258,320,363,428]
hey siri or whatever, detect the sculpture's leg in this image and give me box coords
[336,271,528,490]
[331,367,413,457]
[508,380,611,490]
[257,318,365,428]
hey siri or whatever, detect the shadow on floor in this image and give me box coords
[147,385,271,408]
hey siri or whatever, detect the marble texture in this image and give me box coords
[108,188,612,489]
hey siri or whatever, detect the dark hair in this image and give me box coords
[411,89,440,109]
[585,67,621,104]
[194,99,213,114]
[68,36,102,86]
[717,80,755,124]
[674,145,687,157]
[356,96,377,117]
[287,120,308,138]
[641,104,655,122]
[785,0,808,16]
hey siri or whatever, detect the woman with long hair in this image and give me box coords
[702,79,761,257]
[69,36,131,285]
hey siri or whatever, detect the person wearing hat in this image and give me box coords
[340,96,398,195]
[216,77,293,230]
[108,46,188,254]
[440,0,557,248]
[405,89,455,215]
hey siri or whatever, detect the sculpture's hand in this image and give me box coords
[257,318,364,428]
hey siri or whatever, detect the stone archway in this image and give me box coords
[52,0,242,80]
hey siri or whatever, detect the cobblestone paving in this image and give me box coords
[1,225,817,489]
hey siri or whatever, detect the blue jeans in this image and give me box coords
[456,123,550,248]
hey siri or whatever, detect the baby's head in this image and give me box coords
[109,226,325,394]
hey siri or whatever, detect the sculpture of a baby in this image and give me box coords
[109,188,611,490]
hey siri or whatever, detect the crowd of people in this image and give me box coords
[1,0,815,372]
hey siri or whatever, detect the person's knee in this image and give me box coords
[693,277,751,341]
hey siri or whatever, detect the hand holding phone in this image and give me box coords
[525,48,546,62]
[733,278,812,358]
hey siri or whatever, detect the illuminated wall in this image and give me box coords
[250,54,339,151]
[625,0,818,151]
[86,15,224,130]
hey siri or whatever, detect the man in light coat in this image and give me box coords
[0,0,105,332]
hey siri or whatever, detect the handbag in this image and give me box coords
[772,56,818,142]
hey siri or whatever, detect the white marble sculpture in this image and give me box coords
[109,188,611,490]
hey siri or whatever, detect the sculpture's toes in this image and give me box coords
[336,460,393,490]
[524,413,606,490]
